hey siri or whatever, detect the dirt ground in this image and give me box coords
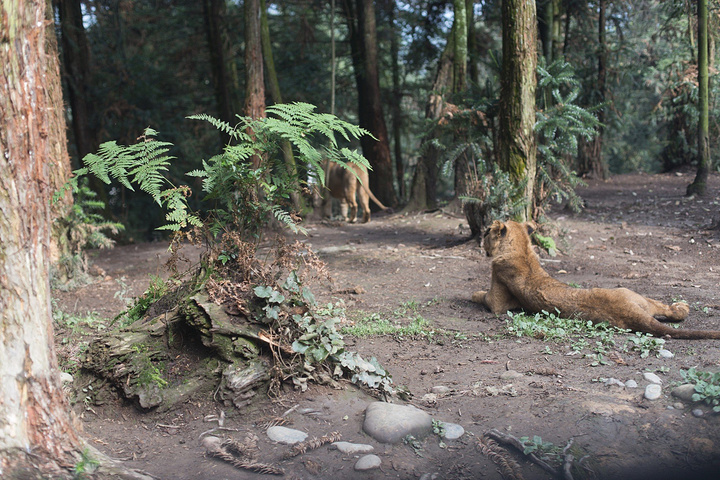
[53,172,720,480]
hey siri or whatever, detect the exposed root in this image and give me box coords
[485,429,558,477]
[286,431,341,458]
[477,435,525,480]
[202,435,284,475]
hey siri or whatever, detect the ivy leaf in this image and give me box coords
[254,285,273,298]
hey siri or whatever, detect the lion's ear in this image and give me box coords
[499,223,508,237]
[525,223,535,236]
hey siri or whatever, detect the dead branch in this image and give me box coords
[485,429,558,477]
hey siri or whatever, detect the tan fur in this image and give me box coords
[323,162,389,223]
[472,220,720,339]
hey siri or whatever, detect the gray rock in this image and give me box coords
[673,402,685,410]
[354,454,381,471]
[604,378,625,387]
[440,422,464,440]
[363,402,433,444]
[644,384,662,400]
[419,474,439,480]
[643,372,662,385]
[431,385,451,394]
[658,349,674,358]
[59,372,74,384]
[625,379,638,388]
[692,409,704,418]
[332,441,374,455]
[500,370,524,381]
[671,384,698,402]
[266,426,308,445]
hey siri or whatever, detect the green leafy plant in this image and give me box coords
[535,59,600,217]
[624,332,666,358]
[65,103,371,238]
[73,448,100,479]
[113,275,170,327]
[680,368,720,412]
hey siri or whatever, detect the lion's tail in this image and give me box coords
[651,323,720,340]
[361,183,391,212]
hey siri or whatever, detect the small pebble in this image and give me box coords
[692,409,704,418]
[440,422,465,440]
[643,372,662,385]
[644,384,662,400]
[604,378,625,387]
[658,349,674,358]
[431,385,451,394]
[671,384,698,402]
[500,370,524,381]
[625,379,638,388]
[332,441,374,455]
[673,402,684,410]
[355,454,381,471]
[266,426,308,445]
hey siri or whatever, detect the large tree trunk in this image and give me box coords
[343,0,397,208]
[687,0,710,196]
[499,0,537,221]
[387,0,405,201]
[0,0,82,471]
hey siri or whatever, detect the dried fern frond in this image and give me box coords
[478,435,525,480]
[221,434,259,460]
[203,436,284,476]
[286,431,342,458]
[255,416,290,430]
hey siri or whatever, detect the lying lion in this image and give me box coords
[472,220,720,339]
[323,162,390,223]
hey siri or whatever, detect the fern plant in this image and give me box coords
[535,60,601,217]
[67,103,371,238]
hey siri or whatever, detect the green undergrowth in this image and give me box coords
[506,310,667,361]
[342,299,453,341]
[680,367,720,412]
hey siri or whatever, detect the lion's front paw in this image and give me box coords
[670,302,690,320]
[471,290,487,304]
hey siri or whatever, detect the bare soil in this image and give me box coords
[54,172,720,480]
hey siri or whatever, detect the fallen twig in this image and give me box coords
[485,429,558,477]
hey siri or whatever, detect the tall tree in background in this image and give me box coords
[577,0,608,179]
[405,23,455,211]
[452,0,471,201]
[499,0,537,220]
[687,0,710,196]
[204,0,241,146]
[261,0,300,209]
[342,0,397,208]
[385,0,405,201]
[244,0,265,169]
[55,0,95,162]
[0,0,83,472]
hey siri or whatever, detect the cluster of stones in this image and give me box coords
[265,401,464,472]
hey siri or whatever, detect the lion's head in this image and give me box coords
[482,220,535,257]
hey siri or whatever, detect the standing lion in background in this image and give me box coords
[322,162,390,223]
[473,220,720,339]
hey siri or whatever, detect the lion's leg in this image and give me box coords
[621,288,689,322]
[473,280,521,315]
[358,187,371,223]
[339,199,349,222]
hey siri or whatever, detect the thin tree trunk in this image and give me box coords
[1,0,82,471]
[452,0,471,203]
[260,0,299,209]
[244,0,265,169]
[204,0,238,145]
[405,27,455,212]
[466,0,478,86]
[688,0,710,196]
[343,0,397,208]
[499,0,537,221]
[388,0,405,201]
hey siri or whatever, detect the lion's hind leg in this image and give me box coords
[629,289,689,322]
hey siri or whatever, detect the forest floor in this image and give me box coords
[53,171,720,480]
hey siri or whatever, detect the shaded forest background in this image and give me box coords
[53,0,719,238]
